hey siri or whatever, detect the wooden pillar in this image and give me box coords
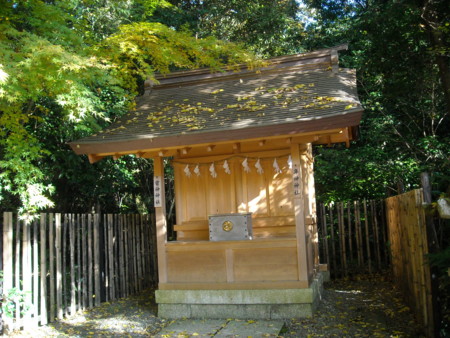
[154,156,168,284]
[305,144,320,272]
[291,143,309,284]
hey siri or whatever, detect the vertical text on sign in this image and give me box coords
[293,164,300,196]
[154,176,162,207]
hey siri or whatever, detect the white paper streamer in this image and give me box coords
[209,162,217,178]
[184,164,191,177]
[255,158,264,174]
[223,160,231,174]
[194,164,201,176]
[273,158,282,174]
[287,155,293,169]
[242,157,251,173]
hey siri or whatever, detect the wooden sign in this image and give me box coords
[293,164,300,196]
[154,176,162,207]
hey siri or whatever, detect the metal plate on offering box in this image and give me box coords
[208,213,253,241]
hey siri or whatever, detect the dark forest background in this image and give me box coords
[0,0,448,215]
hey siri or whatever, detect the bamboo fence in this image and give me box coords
[1,212,158,332]
[385,189,434,337]
[317,200,389,278]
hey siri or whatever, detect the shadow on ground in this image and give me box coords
[9,273,424,337]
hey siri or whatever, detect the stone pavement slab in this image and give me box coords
[155,318,284,337]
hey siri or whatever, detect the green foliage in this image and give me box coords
[0,272,30,319]
[304,0,450,202]
[0,0,259,214]
[98,21,260,94]
[150,0,305,57]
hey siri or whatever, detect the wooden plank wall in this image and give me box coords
[317,200,389,278]
[385,189,433,337]
[1,213,157,332]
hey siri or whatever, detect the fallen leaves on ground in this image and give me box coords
[280,273,425,337]
[9,273,424,337]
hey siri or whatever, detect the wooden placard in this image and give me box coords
[154,175,163,207]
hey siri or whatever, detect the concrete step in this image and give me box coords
[155,318,284,337]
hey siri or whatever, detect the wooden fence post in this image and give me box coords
[421,172,441,336]
[49,214,55,322]
[329,205,337,277]
[94,213,101,307]
[363,200,372,274]
[2,212,14,331]
[32,219,39,326]
[347,203,353,269]
[55,214,63,320]
[40,214,48,326]
[77,215,82,312]
[22,219,32,325]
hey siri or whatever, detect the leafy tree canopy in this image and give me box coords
[0,0,258,214]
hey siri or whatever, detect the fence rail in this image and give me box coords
[1,212,158,332]
[318,200,389,278]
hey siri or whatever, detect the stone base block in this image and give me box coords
[156,272,325,319]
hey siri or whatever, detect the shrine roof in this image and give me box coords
[70,44,363,160]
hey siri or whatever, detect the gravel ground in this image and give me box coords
[9,273,424,337]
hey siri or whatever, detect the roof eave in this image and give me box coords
[70,109,363,157]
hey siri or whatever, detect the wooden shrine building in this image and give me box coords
[70,44,363,319]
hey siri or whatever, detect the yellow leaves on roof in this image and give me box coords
[100,80,355,135]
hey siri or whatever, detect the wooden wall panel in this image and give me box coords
[245,159,269,216]
[233,247,298,282]
[268,161,294,216]
[166,250,227,283]
[173,151,303,239]
[207,167,235,215]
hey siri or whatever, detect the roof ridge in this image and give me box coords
[146,44,348,88]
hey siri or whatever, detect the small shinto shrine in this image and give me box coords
[70,44,363,319]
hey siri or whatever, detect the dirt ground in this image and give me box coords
[9,273,424,337]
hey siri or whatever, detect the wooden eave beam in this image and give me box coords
[88,154,104,164]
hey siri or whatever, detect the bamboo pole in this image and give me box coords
[22,219,32,325]
[124,215,129,297]
[103,214,109,302]
[108,214,115,300]
[130,215,135,293]
[136,214,143,292]
[380,201,388,265]
[118,215,124,298]
[39,213,48,326]
[2,212,14,330]
[347,203,353,268]
[94,213,101,306]
[69,214,76,315]
[87,214,93,309]
[14,215,21,328]
[320,204,329,268]
[49,214,55,322]
[339,203,347,276]
[372,200,381,270]
[55,214,63,320]
[62,215,67,317]
[32,219,39,326]
[114,214,120,299]
[77,214,81,312]
[363,200,372,273]
[81,214,87,310]
[355,201,363,267]
[329,204,337,277]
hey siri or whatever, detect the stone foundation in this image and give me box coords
[156,272,325,319]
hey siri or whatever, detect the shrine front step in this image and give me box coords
[156,272,325,319]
